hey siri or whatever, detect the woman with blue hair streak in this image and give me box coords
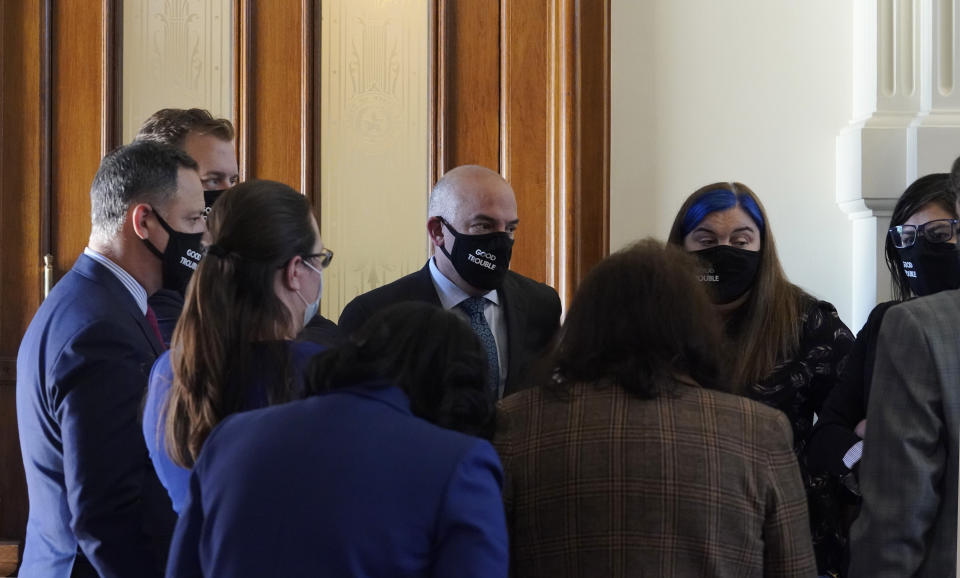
[668,182,854,577]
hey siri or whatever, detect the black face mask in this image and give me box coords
[897,238,960,297]
[439,219,514,290]
[693,245,761,304]
[204,189,226,215]
[143,208,205,295]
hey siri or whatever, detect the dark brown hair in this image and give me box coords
[668,182,805,391]
[136,108,234,148]
[885,173,955,300]
[306,302,496,439]
[548,239,724,397]
[164,179,316,467]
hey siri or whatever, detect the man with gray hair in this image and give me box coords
[339,165,561,398]
[135,107,342,346]
[17,141,204,577]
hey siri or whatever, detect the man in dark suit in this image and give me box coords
[135,108,239,346]
[339,165,561,398]
[848,291,960,576]
[16,141,204,577]
[135,107,342,347]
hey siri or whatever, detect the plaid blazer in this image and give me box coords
[494,382,816,578]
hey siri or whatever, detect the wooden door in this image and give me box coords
[0,0,609,567]
[241,0,611,304]
[0,1,120,571]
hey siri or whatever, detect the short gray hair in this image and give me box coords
[90,141,198,242]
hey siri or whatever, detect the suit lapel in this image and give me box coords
[416,261,444,306]
[500,273,527,394]
[74,254,165,356]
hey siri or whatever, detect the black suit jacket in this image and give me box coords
[338,262,561,396]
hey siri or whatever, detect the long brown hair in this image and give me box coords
[164,179,317,467]
[668,182,804,391]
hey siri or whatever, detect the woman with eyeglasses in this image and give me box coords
[142,179,334,513]
[667,182,855,576]
[805,173,956,529]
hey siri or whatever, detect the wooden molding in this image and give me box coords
[0,541,19,577]
[435,0,500,174]
[0,357,14,386]
[299,0,315,202]
[237,0,252,181]
[40,0,51,263]
[101,0,122,154]
[429,0,440,185]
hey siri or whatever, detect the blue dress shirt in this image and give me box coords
[142,340,324,513]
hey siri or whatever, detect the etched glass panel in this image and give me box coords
[319,0,430,320]
[122,0,233,143]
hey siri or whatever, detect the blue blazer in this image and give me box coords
[143,340,324,513]
[16,254,176,578]
[166,384,509,578]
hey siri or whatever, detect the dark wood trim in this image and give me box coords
[429,0,439,186]
[101,0,122,154]
[237,0,253,180]
[299,0,313,199]
[309,0,321,209]
[570,0,610,295]
[40,0,51,266]
[232,0,241,138]
[0,357,14,386]
[550,0,574,296]
[498,0,508,181]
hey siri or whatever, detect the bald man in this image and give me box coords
[338,165,561,398]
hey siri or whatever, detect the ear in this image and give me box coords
[130,203,154,240]
[282,255,304,292]
[427,216,445,248]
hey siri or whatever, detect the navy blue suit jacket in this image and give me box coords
[148,288,184,347]
[338,262,561,396]
[166,384,508,578]
[17,254,176,578]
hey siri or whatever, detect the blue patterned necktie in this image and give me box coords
[458,296,500,396]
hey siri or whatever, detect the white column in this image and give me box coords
[838,0,960,330]
[912,0,960,173]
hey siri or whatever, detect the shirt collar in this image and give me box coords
[83,247,149,314]
[428,257,499,310]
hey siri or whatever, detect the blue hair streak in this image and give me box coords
[680,186,765,238]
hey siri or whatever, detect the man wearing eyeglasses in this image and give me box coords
[848,166,960,577]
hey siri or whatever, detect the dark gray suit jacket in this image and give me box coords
[849,291,960,577]
[338,261,561,397]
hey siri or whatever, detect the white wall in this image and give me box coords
[611,0,855,325]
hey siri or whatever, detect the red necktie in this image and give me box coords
[145,306,167,349]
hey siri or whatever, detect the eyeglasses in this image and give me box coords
[303,248,334,269]
[889,219,959,248]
